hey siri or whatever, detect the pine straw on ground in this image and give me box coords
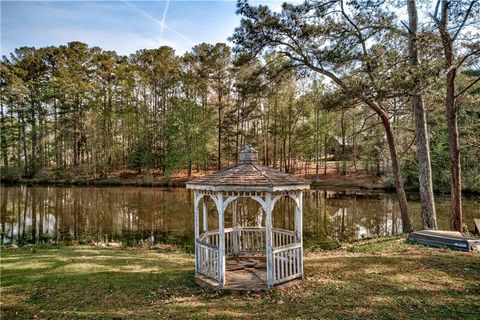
[1,238,479,320]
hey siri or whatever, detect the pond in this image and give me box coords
[1,186,479,249]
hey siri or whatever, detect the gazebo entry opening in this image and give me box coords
[187,146,310,290]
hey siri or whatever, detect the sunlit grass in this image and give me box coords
[1,239,479,319]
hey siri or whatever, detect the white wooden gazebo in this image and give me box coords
[186,146,310,290]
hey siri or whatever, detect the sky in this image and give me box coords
[1,0,293,57]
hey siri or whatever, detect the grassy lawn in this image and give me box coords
[1,239,479,319]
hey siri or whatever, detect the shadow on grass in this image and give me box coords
[1,245,479,319]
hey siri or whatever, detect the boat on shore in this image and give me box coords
[408,230,480,252]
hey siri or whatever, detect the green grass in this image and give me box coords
[1,239,479,319]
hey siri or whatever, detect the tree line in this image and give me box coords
[1,0,479,233]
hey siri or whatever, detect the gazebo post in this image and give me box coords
[295,192,304,279]
[265,193,274,288]
[257,207,263,227]
[194,191,200,274]
[202,197,207,232]
[232,201,239,256]
[216,193,226,286]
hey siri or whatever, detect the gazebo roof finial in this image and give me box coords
[238,145,258,164]
[187,144,309,191]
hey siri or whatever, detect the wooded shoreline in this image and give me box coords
[3,173,480,195]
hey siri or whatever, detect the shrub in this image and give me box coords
[0,166,22,183]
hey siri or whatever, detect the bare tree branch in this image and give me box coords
[452,0,478,41]
[455,75,480,98]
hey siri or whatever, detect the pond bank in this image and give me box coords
[3,170,479,194]
[1,238,479,319]
[4,172,376,189]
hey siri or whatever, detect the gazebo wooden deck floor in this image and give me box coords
[196,256,302,291]
[196,257,267,291]
[226,256,267,290]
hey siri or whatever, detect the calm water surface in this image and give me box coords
[1,186,479,248]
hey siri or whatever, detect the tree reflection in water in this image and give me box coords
[1,186,478,247]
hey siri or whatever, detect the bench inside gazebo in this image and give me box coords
[186,146,310,290]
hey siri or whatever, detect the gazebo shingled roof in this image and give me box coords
[188,164,309,186]
[187,146,309,191]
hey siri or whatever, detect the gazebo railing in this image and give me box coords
[200,227,267,256]
[273,228,297,247]
[272,243,302,284]
[202,228,240,255]
[199,227,297,255]
[196,227,301,284]
[196,239,219,280]
[202,230,220,246]
[236,227,266,254]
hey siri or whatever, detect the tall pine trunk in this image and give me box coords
[315,104,320,181]
[217,93,222,170]
[381,114,413,233]
[20,118,29,176]
[0,103,7,167]
[436,0,463,232]
[407,0,437,230]
[30,98,37,175]
[446,67,462,231]
[323,133,328,175]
